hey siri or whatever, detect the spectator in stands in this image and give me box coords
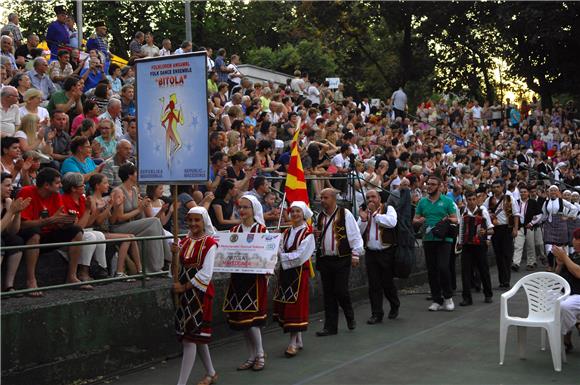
[101,139,133,189]
[43,110,71,165]
[61,136,105,182]
[99,98,124,138]
[1,86,21,137]
[86,21,110,65]
[1,172,30,292]
[92,83,110,114]
[119,65,134,86]
[19,89,49,126]
[109,163,171,272]
[142,32,160,57]
[61,172,109,280]
[71,99,100,136]
[129,31,146,59]
[15,33,39,68]
[14,114,53,157]
[120,117,137,160]
[1,35,17,71]
[106,63,122,95]
[159,39,172,56]
[94,119,117,160]
[80,57,106,92]
[207,71,218,95]
[46,75,84,116]
[120,84,135,117]
[18,167,89,295]
[208,179,240,231]
[1,13,22,47]
[48,50,74,88]
[10,72,31,103]
[46,6,70,60]
[174,40,192,55]
[214,48,232,84]
[28,57,57,101]
[1,137,27,186]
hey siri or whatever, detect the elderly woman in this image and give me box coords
[273,201,315,358]
[60,136,105,183]
[223,194,268,371]
[10,72,31,104]
[61,172,108,280]
[172,207,218,385]
[19,88,50,126]
[109,163,171,272]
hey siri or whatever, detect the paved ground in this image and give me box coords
[106,269,579,385]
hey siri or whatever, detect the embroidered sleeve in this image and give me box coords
[191,244,217,292]
[280,234,315,270]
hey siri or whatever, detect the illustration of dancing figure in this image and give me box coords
[160,93,184,170]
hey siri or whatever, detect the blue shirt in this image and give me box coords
[214,56,228,83]
[28,69,57,100]
[46,21,69,60]
[80,68,105,92]
[106,75,122,94]
[61,156,97,189]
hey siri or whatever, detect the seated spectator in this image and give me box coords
[17,167,90,296]
[61,136,105,183]
[71,99,100,136]
[106,63,122,95]
[98,98,123,138]
[19,88,50,127]
[92,83,110,114]
[262,191,280,227]
[1,172,31,292]
[14,114,53,157]
[27,57,56,101]
[144,184,174,243]
[120,117,137,160]
[89,173,142,278]
[19,151,42,187]
[44,110,72,165]
[120,84,135,118]
[15,33,39,68]
[1,35,17,71]
[61,172,109,280]
[1,137,28,187]
[109,163,170,272]
[207,71,218,95]
[10,72,31,104]
[208,179,240,231]
[101,139,133,189]
[175,185,213,235]
[93,119,117,160]
[1,86,21,137]
[48,50,74,88]
[80,57,106,92]
[46,75,84,116]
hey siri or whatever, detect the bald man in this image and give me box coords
[315,188,364,336]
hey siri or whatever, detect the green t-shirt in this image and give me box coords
[47,90,69,115]
[415,194,457,243]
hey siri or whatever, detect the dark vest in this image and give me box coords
[317,207,351,257]
[364,204,398,248]
[462,207,487,246]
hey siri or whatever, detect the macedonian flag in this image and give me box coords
[284,120,309,205]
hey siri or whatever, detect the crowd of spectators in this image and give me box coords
[1,7,579,297]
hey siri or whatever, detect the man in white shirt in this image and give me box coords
[98,98,124,138]
[158,39,172,56]
[315,188,364,336]
[307,80,320,105]
[141,32,160,57]
[331,144,351,173]
[1,86,21,137]
[391,86,407,119]
[471,100,483,127]
[226,54,243,87]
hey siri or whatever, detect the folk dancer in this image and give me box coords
[570,192,580,254]
[512,184,542,271]
[223,194,268,371]
[484,179,519,288]
[173,207,218,385]
[315,188,364,336]
[457,191,494,306]
[541,185,578,269]
[273,201,315,357]
[357,189,399,324]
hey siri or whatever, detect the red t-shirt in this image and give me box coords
[61,193,86,219]
[17,186,64,233]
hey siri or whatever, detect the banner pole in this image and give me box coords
[171,184,180,307]
[277,192,286,230]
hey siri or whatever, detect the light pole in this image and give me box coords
[184,0,192,42]
[76,0,83,50]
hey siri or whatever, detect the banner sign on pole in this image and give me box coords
[326,77,340,89]
[212,232,281,274]
[135,52,208,183]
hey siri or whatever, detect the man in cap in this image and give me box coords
[86,21,111,67]
[46,6,70,61]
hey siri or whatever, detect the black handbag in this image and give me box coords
[431,218,458,239]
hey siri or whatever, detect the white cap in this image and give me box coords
[240,194,265,225]
[289,201,313,220]
[186,207,216,236]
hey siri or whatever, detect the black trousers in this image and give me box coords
[365,248,400,318]
[424,241,453,304]
[317,255,354,332]
[461,244,493,300]
[491,225,513,286]
[449,239,457,291]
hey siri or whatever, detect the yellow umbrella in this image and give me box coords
[38,40,128,67]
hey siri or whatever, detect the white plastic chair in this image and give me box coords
[499,272,570,372]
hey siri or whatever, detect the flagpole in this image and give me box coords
[277,192,286,229]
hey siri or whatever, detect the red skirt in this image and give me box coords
[273,260,310,333]
[223,273,268,330]
[176,282,214,344]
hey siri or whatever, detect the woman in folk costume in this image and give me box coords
[173,207,218,385]
[541,185,578,269]
[273,201,316,358]
[570,192,580,254]
[223,194,268,371]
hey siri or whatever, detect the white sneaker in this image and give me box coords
[428,302,442,311]
[443,298,455,311]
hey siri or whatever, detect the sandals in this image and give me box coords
[236,359,255,371]
[252,354,265,371]
[197,373,218,385]
[285,345,298,358]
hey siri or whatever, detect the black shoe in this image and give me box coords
[92,267,109,280]
[316,329,337,337]
[484,297,493,303]
[425,296,433,301]
[346,318,356,330]
[366,316,383,325]
[388,307,399,320]
[511,264,519,272]
[459,300,473,307]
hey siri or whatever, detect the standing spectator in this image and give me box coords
[1,36,17,70]
[159,39,172,56]
[28,57,57,101]
[60,136,105,183]
[307,80,320,105]
[80,57,106,92]
[17,167,89,295]
[101,139,133,189]
[174,40,192,55]
[203,47,214,72]
[65,16,78,49]
[46,75,84,118]
[46,6,70,61]
[48,50,74,88]
[15,33,39,68]
[413,175,458,311]
[1,13,23,47]
[86,21,111,66]
[99,98,124,138]
[334,83,345,104]
[214,48,232,84]
[1,86,21,137]
[391,85,407,119]
[128,31,146,59]
[141,32,160,57]
[227,54,243,89]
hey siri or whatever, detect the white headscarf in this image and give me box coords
[240,194,265,226]
[290,201,313,220]
[187,207,216,236]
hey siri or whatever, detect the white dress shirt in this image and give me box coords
[357,205,397,250]
[320,207,364,257]
[484,194,520,226]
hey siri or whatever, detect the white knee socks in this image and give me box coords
[197,344,216,376]
[249,326,264,357]
[177,341,197,385]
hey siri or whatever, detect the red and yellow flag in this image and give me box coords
[284,121,309,205]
